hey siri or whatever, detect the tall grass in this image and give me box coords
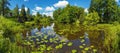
[97,24,120,53]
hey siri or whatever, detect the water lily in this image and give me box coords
[93,49,97,52]
[90,45,94,48]
[82,44,86,46]
[84,47,89,51]
[81,39,85,43]
[80,36,84,39]
[47,46,52,51]
[79,45,84,48]
[55,45,60,49]
[44,35,48,39]
[72,49,77,53]
[67,42,73,46]
[36,38,39,41]
[50,38,53,43]
[59,43,63,48]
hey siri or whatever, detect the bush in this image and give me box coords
[83,11,100,26]
[97,24,120,53]
[0,16,23,41]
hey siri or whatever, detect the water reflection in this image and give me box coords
[27,23,101,53]
[30,23,69,42]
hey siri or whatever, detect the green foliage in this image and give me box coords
[0,34,29,53]
[0,37,11,53]
[13,4,19,18]
[26,8,31,21]
[89,0,119,23]
[0,16,23,41]
[83,11,100,26]
[25,21,35,29]
[53,5,85,24]
[19,4,27,22]
[34,14,53,26]
[0,0,120,53]
[0,0,10,16]
[97,24,120,53]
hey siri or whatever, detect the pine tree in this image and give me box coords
[20,4,27,22]
[13,4,19,18]
[0,0,10,16]
[26,8,31,21]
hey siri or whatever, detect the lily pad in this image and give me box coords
[67,42,73,46]
[59,44,63,48]
[80,36,84,39]
[82,44,86,46]
[55,45,60,49]
[79,45,84,48]
[90,45,94,48]
[81,39,85,43]
[47,46,52,51]
[36,38,39,41]
[93,49,97,52]
[72,49,77,53]
[84,47,89,51]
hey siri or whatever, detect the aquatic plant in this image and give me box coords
[84,47,89,51]
[93,49,97,52]
[90,45,94,48]
[81,39,85,43]
[67,42,73,46]
[82,44,86,46]
[47,46,52,51]
[79,45,84,48]
[72,49,77,53]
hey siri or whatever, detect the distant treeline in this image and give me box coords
[0,0,120,24]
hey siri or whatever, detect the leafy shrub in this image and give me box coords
[0,16,23,41]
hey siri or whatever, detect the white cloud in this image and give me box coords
[32,12,37,15]
[32,10,36,12]
[32,10,37,15]
[24,0,29,2]
[19,9,21,12]
[43,12,53,17]
[115,0,119,2]
[19,7,28,12]
[54,0,69,8]
[84,8,88,13]
[45,6,55,12]
[25,7,28,11]
[35,6,42,11]
[32,6,42,15]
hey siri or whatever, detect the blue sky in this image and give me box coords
[9,0,120,16]
[9,0,91,16]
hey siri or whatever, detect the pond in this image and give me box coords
[24,23,105,53]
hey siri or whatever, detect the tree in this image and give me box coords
[13,4,19,18]
[0,0,10,16]
[89,0,119,23]
[83,11,100,26]
[26,8,31,21]
[19,4,27,22]
[34,12,42,24]
[117,7,120,22]
[53,5,85,24]
[36,12,41,17]
[53,8,62,22]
